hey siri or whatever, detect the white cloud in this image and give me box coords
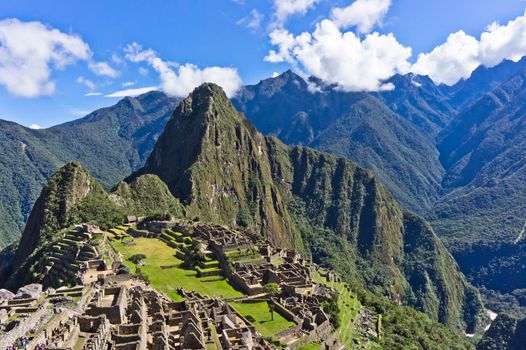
[84,92,102,96]
[331,0,391,34]
[76,76,96,90]
[479,16,526,66]
[265,19,411,91]
[88,61,119,78]
[237,9,264,30]
[411,10,526,85]
[138,67,149,76]
[29,124,42,129]
[271,72,280,78]
[111,53,124,65]
[0,18,91,98]
[121,81,135,87]
[410,31,479,85]
[124,43,243,97]
[272,0,320,27]
[105,86,157,98]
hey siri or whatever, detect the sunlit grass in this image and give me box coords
[111,236,243,301]
[230,301,295,338]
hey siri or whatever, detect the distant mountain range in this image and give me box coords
[1,57,526,317]
[0,91,179,247]
[232,71,447,212]
[1,84,484,337]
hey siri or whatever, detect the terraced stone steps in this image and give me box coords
[39,228,105,287]
[160,230,193,254]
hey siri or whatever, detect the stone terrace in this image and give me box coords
[2,219,346,349]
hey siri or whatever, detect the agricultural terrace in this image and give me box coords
[110,235,243,301]
[230,301,295,338]
[312,270,373,349]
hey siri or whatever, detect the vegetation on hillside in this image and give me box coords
[233,70,444,214]
[0,91,179,249]
[134,83,486,332]
[1,82,505,348]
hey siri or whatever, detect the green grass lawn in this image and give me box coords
[111,237,243,301]
[296,343,320,350]
[230,301,295,338]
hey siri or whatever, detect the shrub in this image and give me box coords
[134,266,150,283]
[128,254,146,264]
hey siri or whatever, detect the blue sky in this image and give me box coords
[0,0,525,127]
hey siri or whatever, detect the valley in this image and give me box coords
[0,63,525,348]
[2,2,526,349]
[0,83,498,348]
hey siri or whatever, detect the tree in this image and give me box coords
[263,283,281,321]
[182,244,206,269]
[128,254,146,264]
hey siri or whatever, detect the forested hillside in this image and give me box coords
[0,91,178,247]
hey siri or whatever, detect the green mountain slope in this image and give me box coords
[233,71,444,214]
[477,314,526,350]
[0,121,63,248]
[0,91,178,248]
[375,73,456,137]
[135,83,484,332]
[310,95,443,211]
[433,68,526,259]
[446,57,526,110]
[1,161,184,289]
[1,161,476,349]
[4,162,108,287]
[423,68,526,314]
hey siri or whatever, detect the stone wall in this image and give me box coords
[87,287,127,324]
[0,305,52,348]
[271,299,302,324]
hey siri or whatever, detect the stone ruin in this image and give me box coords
[0,279,270,350]
[1,218,349,349]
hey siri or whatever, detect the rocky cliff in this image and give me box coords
[2,83,485,332]
[134,83,484,331]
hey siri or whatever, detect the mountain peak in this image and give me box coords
[192,82,230,98]
[139,83,253,201]
[178,83,239,122]
[5,161,101,287]
[137,84,295,246]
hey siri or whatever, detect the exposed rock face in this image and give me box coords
[0,289,15,303]
[15,283,43,299]
[135,83,484,331]
[137,83,297,247]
